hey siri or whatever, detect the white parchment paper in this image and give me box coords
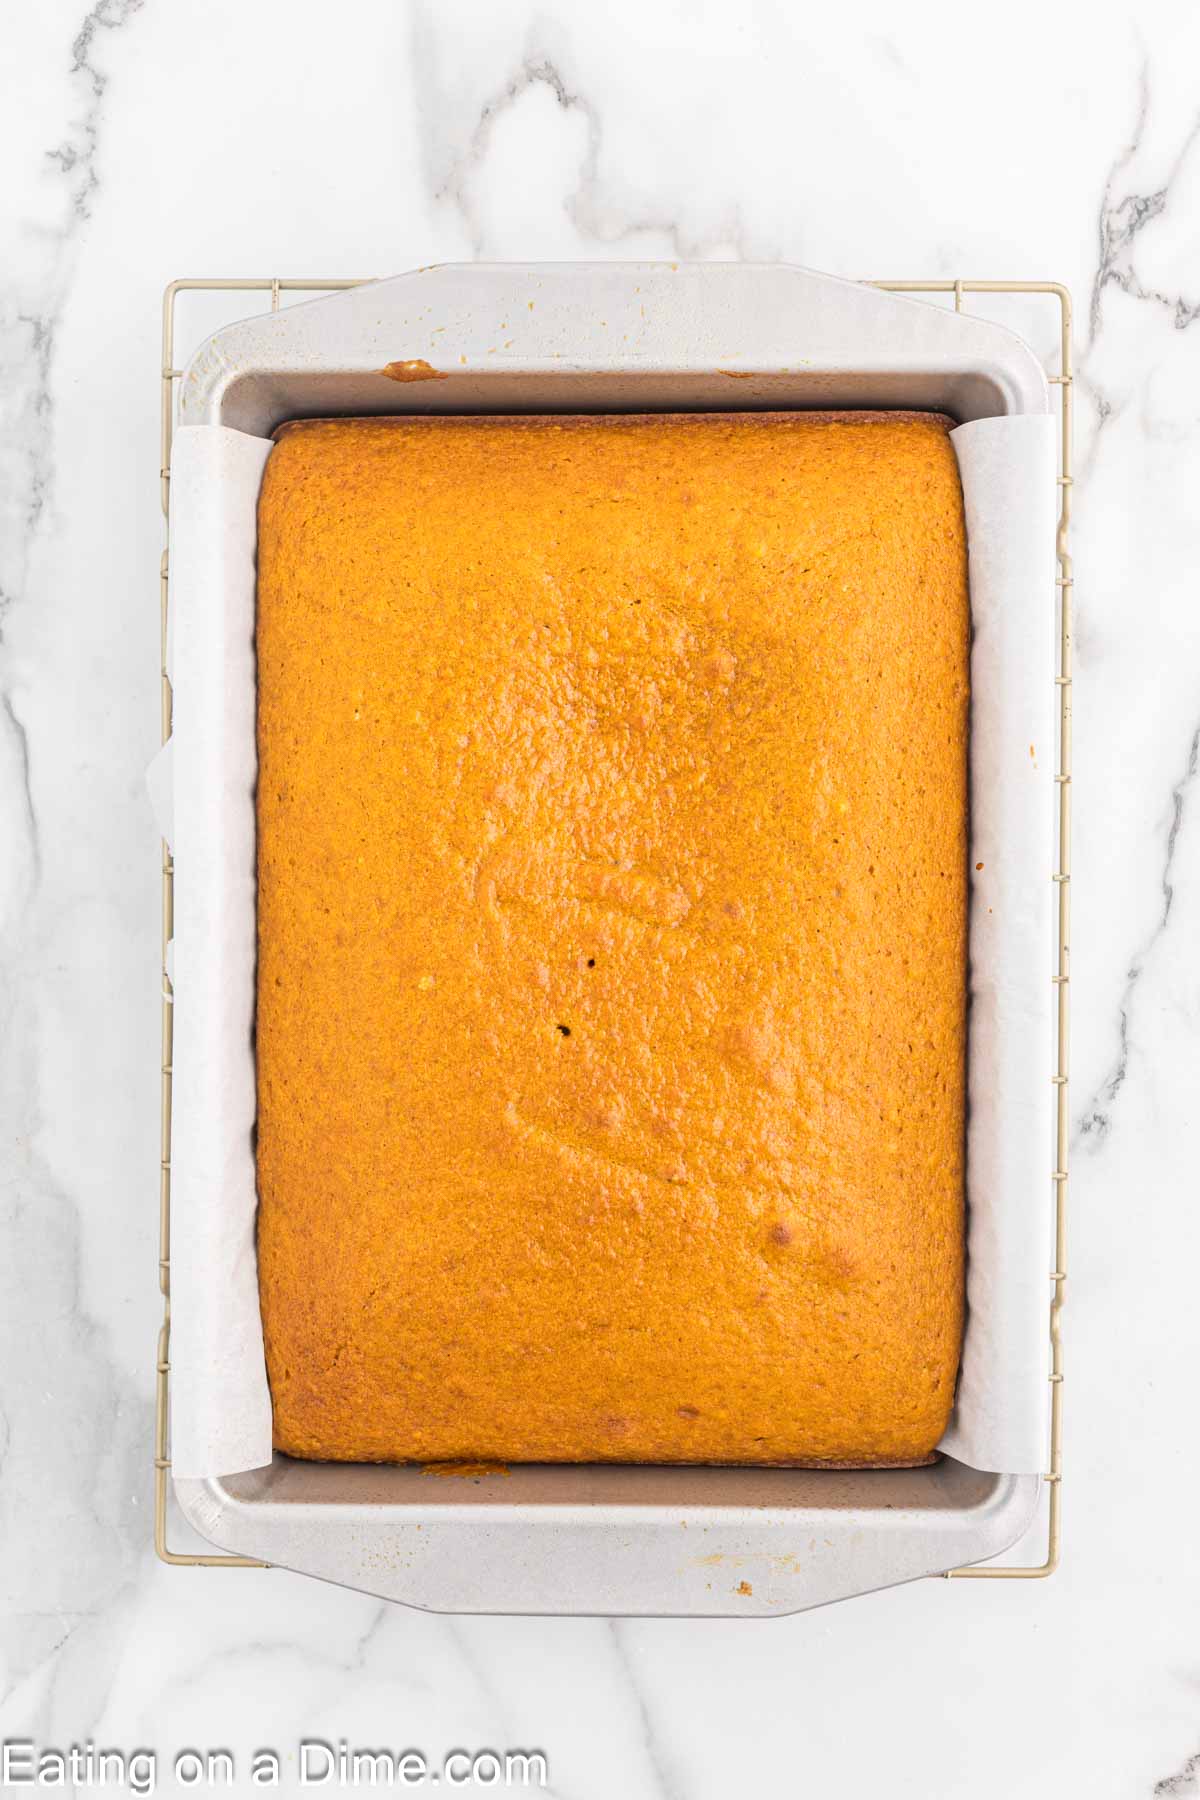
[151,411,1055,1481]
[159,426,273,1479]
[942,414,1056,1472]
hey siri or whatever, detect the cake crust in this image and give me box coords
[255,411,968,1467]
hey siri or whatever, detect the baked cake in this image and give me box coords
[254,411,968,1466]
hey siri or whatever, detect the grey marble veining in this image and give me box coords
[1,1,1199,1795]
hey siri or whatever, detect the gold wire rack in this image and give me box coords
[156,275,1072,1579]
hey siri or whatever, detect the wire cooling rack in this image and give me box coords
[156,275,1071,1579]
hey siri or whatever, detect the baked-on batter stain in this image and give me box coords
[255,412,968,1468]
[378,358,449,382]
[421,1461,511,1479]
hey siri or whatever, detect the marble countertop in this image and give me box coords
[2,1,1198,1794]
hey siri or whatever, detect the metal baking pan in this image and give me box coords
[169,263,1050,1615]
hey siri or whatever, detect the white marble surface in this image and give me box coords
[2,0,1199,1793]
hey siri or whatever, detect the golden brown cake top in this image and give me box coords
[255,411,968,1467]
